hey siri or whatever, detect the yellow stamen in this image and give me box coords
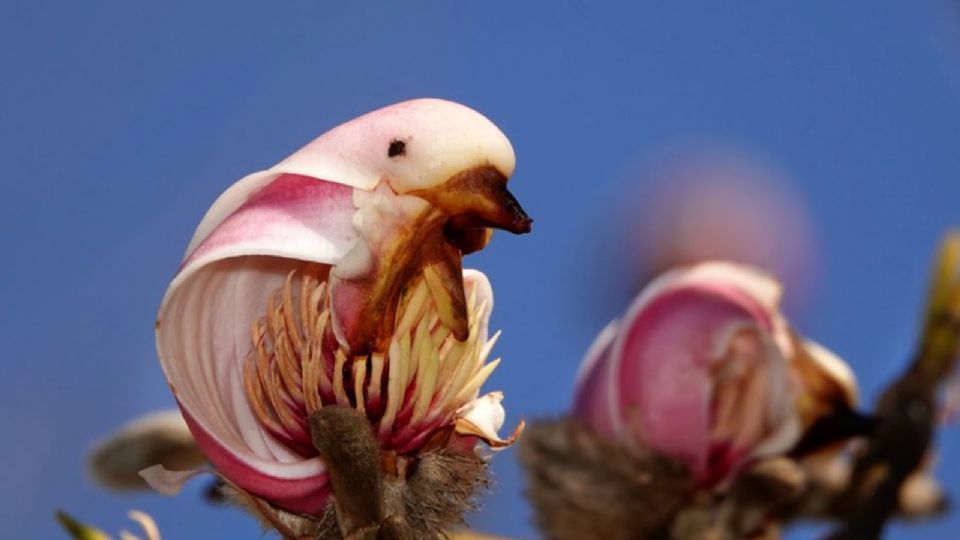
[333,349,350,407]
[412,333,441,425]
[379,338,404,437]
[368,352,385,409]
[353,359,367,415]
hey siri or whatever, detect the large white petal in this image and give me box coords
[156,174,356,513]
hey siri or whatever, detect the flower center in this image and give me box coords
[243,263,500,458]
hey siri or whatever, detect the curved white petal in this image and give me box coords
[462,269,494,343]
[156,174,357,513]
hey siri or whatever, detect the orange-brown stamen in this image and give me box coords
[242,264,500,456]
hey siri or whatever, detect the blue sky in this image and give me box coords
[2,1,959,538]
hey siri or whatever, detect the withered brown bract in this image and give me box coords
[519,417,691,540]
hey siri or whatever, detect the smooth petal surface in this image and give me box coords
[629,262,793,357]
[186,99,515,256]
[613,287,777,482]
[571,322,619,437]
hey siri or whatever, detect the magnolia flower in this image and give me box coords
[152,99,528,517]
[573,262,855,487]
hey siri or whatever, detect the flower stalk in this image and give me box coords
[826,231,960,539]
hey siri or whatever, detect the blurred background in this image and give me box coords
[2,1,959,538]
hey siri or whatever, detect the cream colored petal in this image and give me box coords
[454,392,523,449]
[139,464,209,496]
[802,339,858,406]
[126,511,161,540]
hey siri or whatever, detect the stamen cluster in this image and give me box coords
[243,264,500,458]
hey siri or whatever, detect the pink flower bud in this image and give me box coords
[153,100,526,515]
[573,262,846,487]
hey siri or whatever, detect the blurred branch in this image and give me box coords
[826,231,960,539]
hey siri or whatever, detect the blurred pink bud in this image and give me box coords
[153,99,526,514]
[625,148,817,309]
[574,262,834,487]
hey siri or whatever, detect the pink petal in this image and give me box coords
[630,262,793,357]
[273,98,515,195]
[182,174,357,271]
[572,321,619,436]
[611,286,762,479]
[182,407,330,515]
[187,99,515,255]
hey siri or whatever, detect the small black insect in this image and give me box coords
[388,139,406,157]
